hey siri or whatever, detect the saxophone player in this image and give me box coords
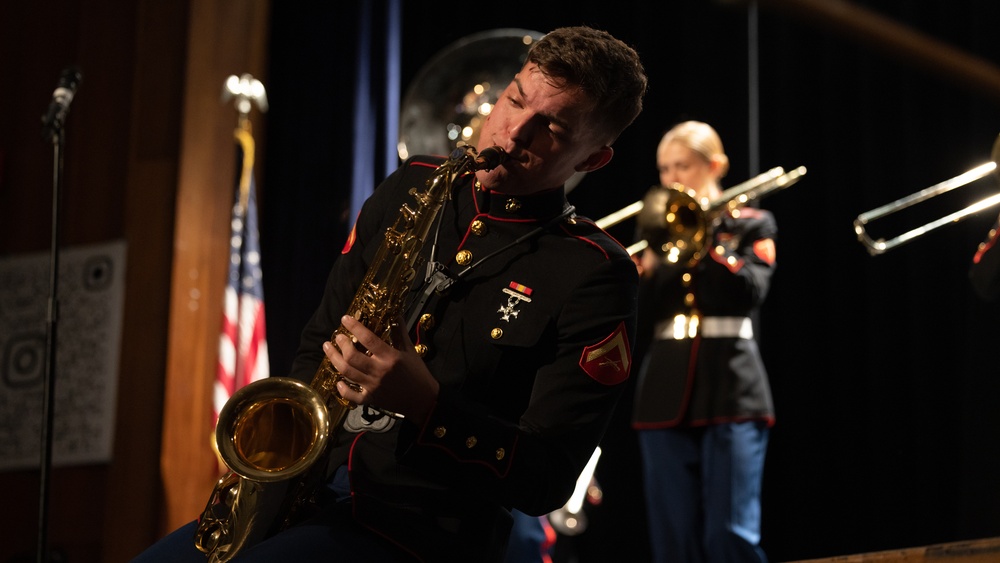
[134,25,647,562]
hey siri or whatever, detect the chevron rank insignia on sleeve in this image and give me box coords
[578,321,631,385]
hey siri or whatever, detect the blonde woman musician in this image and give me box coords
[632,120,775,563]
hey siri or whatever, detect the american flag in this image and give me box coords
[215,132,269,426]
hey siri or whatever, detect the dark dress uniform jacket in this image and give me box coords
[290,155,638,561]
[632,207,777,429]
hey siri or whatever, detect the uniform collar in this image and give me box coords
[478,185,569,222]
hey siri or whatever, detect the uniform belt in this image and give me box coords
[653,315,753,340]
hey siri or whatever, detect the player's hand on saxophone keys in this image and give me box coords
[324,314,440,424]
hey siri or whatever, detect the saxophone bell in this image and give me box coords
[195,376,338,562]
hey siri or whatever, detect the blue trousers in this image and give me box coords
[130,500,417,562]
[638,421,769,563]
[503,510,553,563]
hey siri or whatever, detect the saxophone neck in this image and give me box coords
[473,146,507,171]
[441,145,507,179]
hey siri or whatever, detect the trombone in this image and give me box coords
[853,134,1000,255]
[596,165,807,262]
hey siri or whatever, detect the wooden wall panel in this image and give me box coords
[0,0,268,561]
[159,0,271,538]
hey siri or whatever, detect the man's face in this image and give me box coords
[475,62,610,196]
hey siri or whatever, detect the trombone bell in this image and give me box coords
[637,184,709,266]
[594,166,806,265]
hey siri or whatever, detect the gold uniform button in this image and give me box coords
[413,343,428,357]
[470,220,487,236]
[466,436,478,448]
[681,273,692,286]
[434,426,447,438]
[491,328,503,339]
[684,293,695,307]
[495,448,506,460]
[456,249,473,265]
[505,198,521,212]
[419,313,435,330]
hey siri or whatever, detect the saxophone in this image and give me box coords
[193,145,507,562]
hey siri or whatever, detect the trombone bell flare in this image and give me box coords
[596,166,807,265]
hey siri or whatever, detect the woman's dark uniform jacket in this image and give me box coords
[632,207,777,429]
[290,155,638,561]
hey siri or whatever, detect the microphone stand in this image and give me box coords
[37,110,67,563]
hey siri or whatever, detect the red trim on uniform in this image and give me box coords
[578,321,631,385]
[416,436,518,478]
[687,414,776,428]
[753,238,777,264]
[455,213,488,251]
[467,181,484,215]
[709,246,744,273]
[631,335,700,430]
[974,229,1000,264]
[411,400,518,478]
[558,224,611,260]
[738,207,765,219]
[341,215,359,254]
[346,433,425,560]
[347,431,366,473]
[580,216,630,252]
[480,187,557,224]
[540,517,557,563]
[485,215,538,224]
[409,160,440,170]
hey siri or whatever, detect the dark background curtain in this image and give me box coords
[260,1,1000,561]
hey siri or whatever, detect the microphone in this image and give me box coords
[41,66,83,138]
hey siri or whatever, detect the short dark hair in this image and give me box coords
[527,26,647,144]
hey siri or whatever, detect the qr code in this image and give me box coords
[0,240,125,470]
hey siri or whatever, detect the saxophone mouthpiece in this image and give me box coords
[476,146,507,171]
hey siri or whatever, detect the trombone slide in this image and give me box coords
[595,167,788,231]
[854,161,998,255]
[595,200,643,230]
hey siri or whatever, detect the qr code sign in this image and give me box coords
[0,240,126,470]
